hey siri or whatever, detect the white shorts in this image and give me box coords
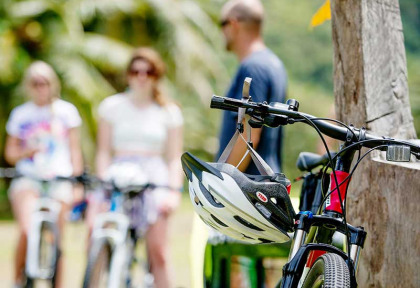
[109,155,170,186]
[89,156,170,234]
[8,177,74,204]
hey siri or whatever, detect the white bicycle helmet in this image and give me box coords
[181,152,296,244]
[105,161,148,189]
[184,77,295,244]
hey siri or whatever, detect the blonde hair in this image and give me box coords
[24,61,61,100]
[126,47,169,106]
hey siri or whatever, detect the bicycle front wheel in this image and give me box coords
[302,253,350,288]
[39,222,59,277]
[24,221,59,288]
[83,238,112,288]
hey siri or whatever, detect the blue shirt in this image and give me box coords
[217,49,287,174]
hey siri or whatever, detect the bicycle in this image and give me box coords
[0,168,87,288]
[82,179,168,288]
[181,78,420,287]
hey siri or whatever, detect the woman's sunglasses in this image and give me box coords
[129,68,155,77]
[30,80,50,88]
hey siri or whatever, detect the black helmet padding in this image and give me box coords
[209,163,296,234]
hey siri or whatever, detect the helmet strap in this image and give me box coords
[217,76,275,176]
[239,132,275,176]
[218,113,275,177]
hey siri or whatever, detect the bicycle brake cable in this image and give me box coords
[297,114,352,262]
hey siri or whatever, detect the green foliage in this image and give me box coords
[0,1,231,217]
[0,181,12,219]
[0,0,229,168]
[0,0,419,207]
[401,1,420,138]
[400,0,420,54]
[407,54,420,135]
[264,0,334,91]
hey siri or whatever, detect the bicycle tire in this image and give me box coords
[51,248,61,288]
[302,253,350,288]
[39,221,58,277]
[24,277,34,288]
[24,221,59,288]
[83,238,112,288]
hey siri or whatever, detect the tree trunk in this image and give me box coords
[331,0,420,287]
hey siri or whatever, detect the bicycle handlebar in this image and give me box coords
[101,182,170,194]
[0,169,95,186]
[0,169,170,194]
[211,95,420,157]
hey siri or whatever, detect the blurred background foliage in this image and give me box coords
[0,0,419,216]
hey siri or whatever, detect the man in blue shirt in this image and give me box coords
[218,0,288,174]
[190,2,288,287]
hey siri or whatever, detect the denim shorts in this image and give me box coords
[8,177,73,204]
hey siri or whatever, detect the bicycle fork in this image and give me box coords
[90,212,130,288]
[284,213,366,287]
[26,199,61,280]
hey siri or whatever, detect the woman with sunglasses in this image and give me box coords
[94,47,184,288]
[4,61,83,287]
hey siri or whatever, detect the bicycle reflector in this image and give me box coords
[386,145,411,162]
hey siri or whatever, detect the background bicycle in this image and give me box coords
[0,168,87,288]
[83,173,169,288]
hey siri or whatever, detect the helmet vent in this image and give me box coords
[194,195,203,206]
[210,214,228,227]
[200,216,218,230]
[242,234,255,240]
[199,182,224,208]
[258,238,274,244]
[234,215,264,231]
[191,188,203,206]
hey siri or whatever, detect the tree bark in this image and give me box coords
[331,0,419,287]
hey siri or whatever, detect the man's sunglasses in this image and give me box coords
[220,17,249,27]
[220,19,230,27]
[129,68,155,77]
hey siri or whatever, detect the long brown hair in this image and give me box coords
[126,47,168,106]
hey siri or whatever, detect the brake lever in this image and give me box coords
[249,118,263,128]
[264,114,289,127]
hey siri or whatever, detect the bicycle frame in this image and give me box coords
[87,187,153,288]
[88,189,133,288]
[283,146,366,287]
[0,172,88,286]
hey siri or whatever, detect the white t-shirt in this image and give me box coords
[6,99,82,178]
[98,93,183,154]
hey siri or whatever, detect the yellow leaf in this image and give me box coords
[310,0,331,28]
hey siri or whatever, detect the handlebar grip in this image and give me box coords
[210,95,226,109]
[210,95,239,112]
